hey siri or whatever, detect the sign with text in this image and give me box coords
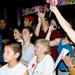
[21,0,75,16]
[46,0,75,6]
[21,4,49,16]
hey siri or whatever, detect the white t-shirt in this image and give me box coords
[28,54,56,75]
[0,63,27,75]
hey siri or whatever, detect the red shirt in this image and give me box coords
[38,29,64,61]
[50,30,64,61]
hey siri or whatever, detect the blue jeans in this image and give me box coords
[58,69,69,75]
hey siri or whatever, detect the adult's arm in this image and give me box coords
[50,5,75,44]
[45,24,60,46]
[35,17,41,37]
[37,12,49,33]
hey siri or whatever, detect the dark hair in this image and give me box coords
[5,41,22,61]
[0,18,7,23]
[13,26,22,33]
[22,26,37,43]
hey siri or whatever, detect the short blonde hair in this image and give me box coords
[35,39,51,55]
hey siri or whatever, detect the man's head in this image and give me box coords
[23,16,34,27]
[0,18,7,30]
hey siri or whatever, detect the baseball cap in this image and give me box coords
[23,16,34,23]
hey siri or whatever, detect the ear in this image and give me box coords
[15,53,20,59]
[29,21,32,26]
[42,47,47,53]
[30,33,33,37]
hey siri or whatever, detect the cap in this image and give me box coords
[23,16,34,23]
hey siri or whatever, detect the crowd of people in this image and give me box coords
[0,5,75,75]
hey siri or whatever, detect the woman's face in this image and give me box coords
[34,42,45,56]
[13,29,21,40]
[22,28,32,42]
[50,19,56,26]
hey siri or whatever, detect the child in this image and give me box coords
[0,41,29,75]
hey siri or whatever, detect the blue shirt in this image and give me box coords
[21,44,35,63]
[57,38,73,70]
[0,34,4,62]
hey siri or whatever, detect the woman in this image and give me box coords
[49,5,75,75]
[45,23,74,75]
[28,39,56,75]
[20,26,36,66]
[13,26,23,45]
[50,5,75,44]
[35,12,64,61]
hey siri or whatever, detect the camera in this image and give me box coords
[54,25,60,29]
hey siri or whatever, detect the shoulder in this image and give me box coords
[30,44,35,48]
[0,64,7,71]
[28,56,37,65]
[42,55,55,70]
[16,63,28,73]
[29,55,37,62]
[43,55,54,64]
[18,63,27,70]
[29,44,35,52]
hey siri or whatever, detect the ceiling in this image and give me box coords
[18,0,46,7]
[1,0,46,8]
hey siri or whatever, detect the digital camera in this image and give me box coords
[54,25,60,29]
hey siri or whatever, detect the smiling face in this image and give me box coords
[34,39,51,57]
[22,28,32,42]
[34,43,45,56]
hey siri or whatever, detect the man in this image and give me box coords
[23,15,34,27]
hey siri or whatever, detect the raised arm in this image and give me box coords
[45,24,60,46]
[35,17,42,37]
[45,23,55,40]
[37,12,49,33]
[50,5,75,44]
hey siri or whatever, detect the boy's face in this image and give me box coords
[3,46,17,63]
[23,18,30,27]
